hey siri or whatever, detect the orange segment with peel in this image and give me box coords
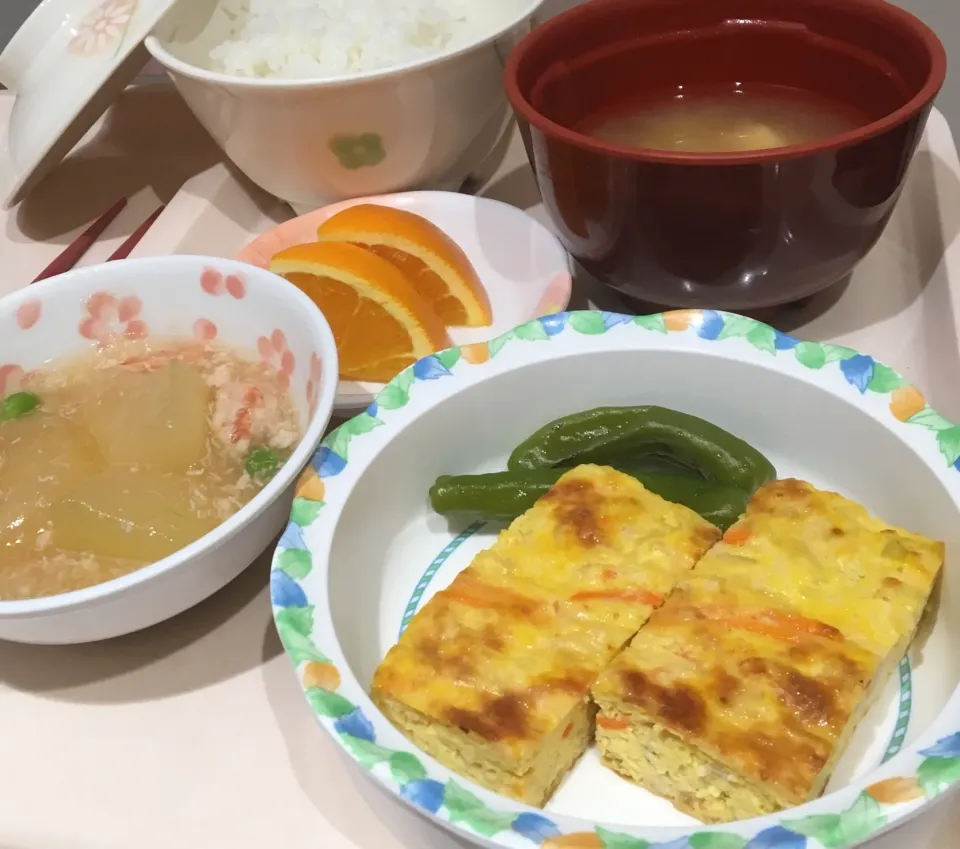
[316,204,493,328]
[270,241,451,383]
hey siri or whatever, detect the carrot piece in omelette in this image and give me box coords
[592,478,944,823]
[371,464,721,806]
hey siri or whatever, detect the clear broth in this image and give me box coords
[588,83,865,153]
[0,339,302,601]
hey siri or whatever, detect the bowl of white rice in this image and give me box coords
[144,0,546,209]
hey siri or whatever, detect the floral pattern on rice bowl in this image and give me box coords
[79,292,148,345]
[329,133,387,170]
[258,330,296,389]
[68,0,138,57]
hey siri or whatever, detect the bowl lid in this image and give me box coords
[0,0,182,209]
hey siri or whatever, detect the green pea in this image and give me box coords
[0,391,40,422]
[246,446,282,481]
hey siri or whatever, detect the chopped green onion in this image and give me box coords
[246,446,282,481]
[0,391,40,421]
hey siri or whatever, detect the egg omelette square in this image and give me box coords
[371,464,721,806]
[592,478,944,823]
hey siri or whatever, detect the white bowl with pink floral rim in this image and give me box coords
[0,255,338,644]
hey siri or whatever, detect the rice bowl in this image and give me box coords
[145,0,546,208]
[160,0,538,82]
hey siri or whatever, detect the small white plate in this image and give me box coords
[0,0,179,208]
[237,190,573,412]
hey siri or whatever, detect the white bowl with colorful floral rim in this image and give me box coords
[0,255,338,644]
[271,308,960,849]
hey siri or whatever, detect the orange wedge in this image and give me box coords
[316,204,493,328]
[269,241,451,383]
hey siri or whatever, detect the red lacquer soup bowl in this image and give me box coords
[504,0,946,311]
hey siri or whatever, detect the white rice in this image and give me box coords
[207,0,520,80]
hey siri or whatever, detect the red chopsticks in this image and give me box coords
[30,198,165,284]
[107,204,166,261]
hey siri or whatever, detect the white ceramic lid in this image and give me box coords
[0,0,181,208]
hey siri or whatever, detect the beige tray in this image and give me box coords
[1,86,959,849]
[0,84,222,295]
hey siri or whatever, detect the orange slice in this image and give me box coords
[316,204,493,328]
[269,241,451,383]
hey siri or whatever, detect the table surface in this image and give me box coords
[2,13,960,849]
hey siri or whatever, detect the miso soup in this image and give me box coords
[588,83,865,153]
[0,339,302,600]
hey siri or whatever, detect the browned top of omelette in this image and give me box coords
[372,465,721,762]
[593,478,944,804]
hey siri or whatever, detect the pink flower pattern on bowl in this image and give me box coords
[306,353,324,412]
[0,364,25,398]
[258,330,296,389]
[79,292,148,345]
[193,318,219,342]
[201,268,247,300]
[534,271,574,318]
[15,299,41,330]
[68,0,137,57]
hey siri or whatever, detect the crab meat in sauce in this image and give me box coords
[0,338,301,600]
